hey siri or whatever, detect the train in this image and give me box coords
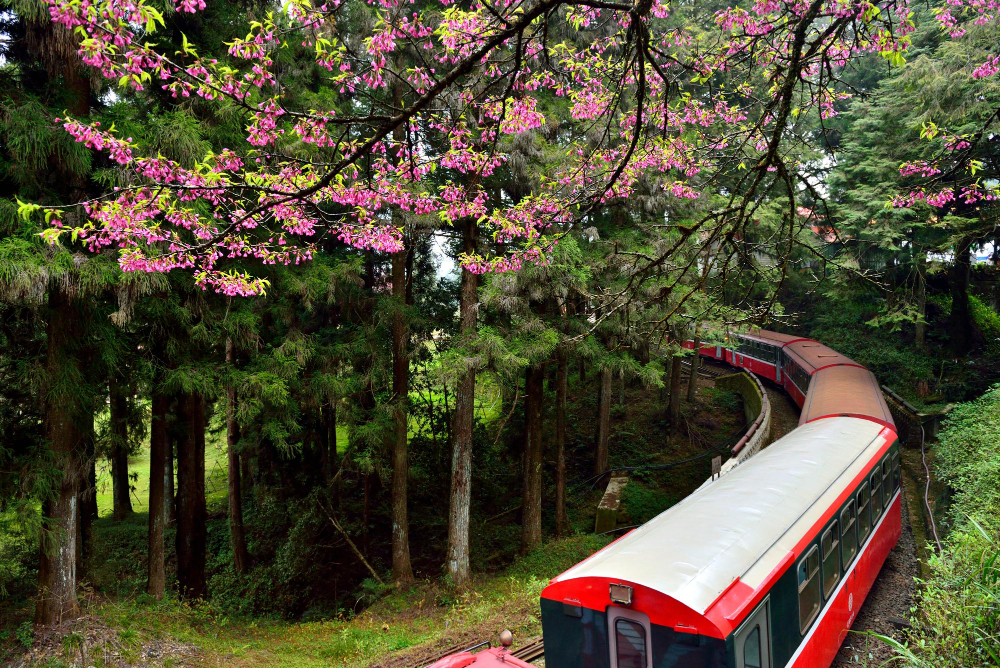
[429,329,900,668]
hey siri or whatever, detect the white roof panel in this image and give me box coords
[551,417,886,614]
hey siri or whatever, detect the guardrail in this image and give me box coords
[699,370,772,486]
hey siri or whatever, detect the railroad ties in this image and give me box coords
[388,636,544,668]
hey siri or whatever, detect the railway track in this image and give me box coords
[388,636,544,668]
[681,358,725,378]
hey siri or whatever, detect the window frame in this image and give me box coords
[892,451,900,491]
[613,618,647,668]
[821,522,841,599]
[607,607,652,668]
[840,500,858,568]
[735,598,771,668]
[857,482,871,544]
[742,626,762,668]
[870,470,882,520]
[797,545,821,634]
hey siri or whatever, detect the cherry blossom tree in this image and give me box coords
[29,0,925,301]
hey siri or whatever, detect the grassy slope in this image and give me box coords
[2,373,738,667]
[21,536,608,668]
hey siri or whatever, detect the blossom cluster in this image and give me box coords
[37,0,929,295]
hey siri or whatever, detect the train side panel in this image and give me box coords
[788,490,902,668]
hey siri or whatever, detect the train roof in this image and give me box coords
[546,417,891,635]
[800,365,895,430]
[783,339,859,373]
[739,328,809,346]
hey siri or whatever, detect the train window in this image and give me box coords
[882,459,892,500]
[841,501,857,568]
[870,470,882,520]
[743,627,762,668]
[821,522,840,598]
[786,357,810,394]
[614,618,647,668]
[857,482,872,544]
[892,452,900,490]
[797,546,821,634]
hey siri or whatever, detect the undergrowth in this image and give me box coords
[883,385,1000,667]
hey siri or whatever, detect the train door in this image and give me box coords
[734,599,771,668]
[607,607,652,668]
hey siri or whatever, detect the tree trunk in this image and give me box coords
[166,426,176,526]
[109,375,133,520]
[949,235,975,357]
[36,289,85,626]
[669,354,683,428]
[35,30,91,626]
[390,250,415,584]
[176,393,207,600]
[78,417,97,570]
[76,412,95,580]
[446,219,478,588]
[687,333,701,402]
[226,338,250,575]
[147,387,168,599]
[594,366,612,476]
[555,348,569,537]
[521,364,545,554]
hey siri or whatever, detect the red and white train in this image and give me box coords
[430,329,900,668]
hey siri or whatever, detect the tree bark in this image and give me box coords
[594,366,612,476]
[687,332,701,402]
[176,393,207,600]
[555,348,569,537]
[77,418,97,572]
[36,289,86,626]
[390,249,415,584]
[446,219,478,588]
[521,363,545,553]
[109,375,133,520]
[949,235,975,356]
[147,386,168,598]
[226,337,250,575]
[166,422,176,526]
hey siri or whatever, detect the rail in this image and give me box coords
[399,636,544,668]
[698,370,772,487]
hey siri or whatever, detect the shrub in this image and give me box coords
[970,294,1000,356]
[900,385,1000,666]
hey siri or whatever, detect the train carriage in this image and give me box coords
[539,418,900,668]
[429,328,900,668]
[779,341,860,407]
[723,330,807,385]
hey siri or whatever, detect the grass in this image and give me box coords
[9,535,609,668]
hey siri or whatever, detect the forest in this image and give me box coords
[0,0,999,665]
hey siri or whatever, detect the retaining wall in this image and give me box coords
[700,370,772,487]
